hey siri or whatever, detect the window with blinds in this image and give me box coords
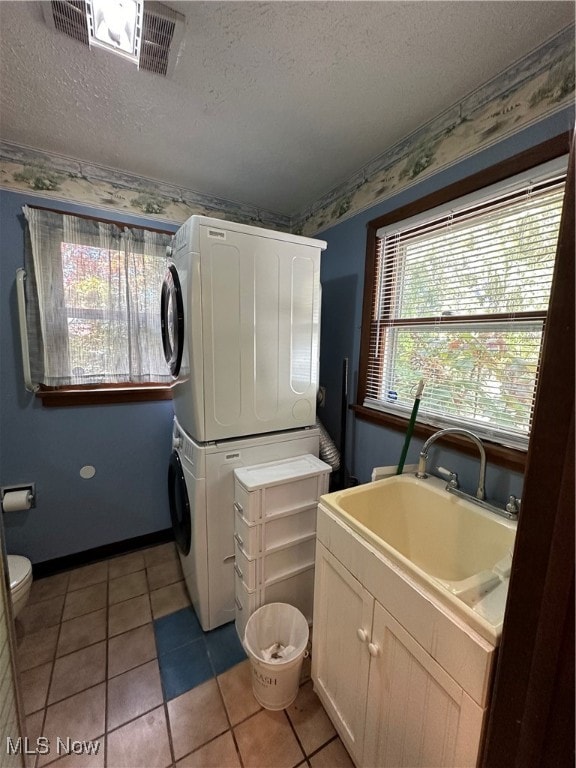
[363,157,567,449]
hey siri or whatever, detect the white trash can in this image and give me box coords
[244,602,309,710]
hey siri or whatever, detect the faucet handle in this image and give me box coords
[436,466,459,490]
[505,495,521,516]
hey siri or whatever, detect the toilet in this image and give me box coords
[7,555,33,618]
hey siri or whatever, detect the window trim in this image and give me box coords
[27,205,177,407]
[36,383,173,407]
[354,132,572,472]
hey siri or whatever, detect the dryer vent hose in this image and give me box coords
[316,418,341,472]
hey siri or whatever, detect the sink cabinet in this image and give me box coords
[312,543,373,760]
[312,504,496,768]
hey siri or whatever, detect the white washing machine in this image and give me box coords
[160,216,326,443]
[168,417,320,631]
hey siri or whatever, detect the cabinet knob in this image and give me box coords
[357,628,369,643]
[368,642,381,657]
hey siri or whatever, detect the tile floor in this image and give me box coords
[15,542,354,768]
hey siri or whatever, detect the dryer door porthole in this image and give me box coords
[161,264,184,378]
[168,451,191,556]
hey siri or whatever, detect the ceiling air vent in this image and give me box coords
[46,0,89,46]
[42,0,185,77]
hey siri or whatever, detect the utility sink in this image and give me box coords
[320,474,517,634]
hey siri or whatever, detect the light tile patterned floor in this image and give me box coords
[15,542,354,768]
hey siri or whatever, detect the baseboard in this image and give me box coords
[32,528,175,579]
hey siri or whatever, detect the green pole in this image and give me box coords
[396,379,425,475]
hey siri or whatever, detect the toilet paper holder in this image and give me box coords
[1,484,36,512]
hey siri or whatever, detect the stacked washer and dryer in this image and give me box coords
[161,215,328,632]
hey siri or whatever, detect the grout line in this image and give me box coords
[283,707,308,765]
[19,578,67,768]
[144,552,178,768]
[105,701,167,737]
[175,727,245,768]
[214,668,246,768]
[24,567,89,768]
[52,610,107,662]
[162,699,177,767]
[35,592,65,749]
[38,728,107,768]
[306,733,340,762]
[103,565,109,768]
[156,630,205,660]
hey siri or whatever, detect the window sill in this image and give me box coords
[351,404,527,473]
[36,385,173,407]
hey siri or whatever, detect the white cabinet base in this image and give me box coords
[312,505,495,768]
[364,600,485,768]
[312,543,372,763]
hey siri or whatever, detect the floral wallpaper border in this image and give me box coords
[0,144,291,231]
[0,25,574,237]
[293,24,575,236]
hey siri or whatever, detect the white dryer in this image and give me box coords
[168,417,320,631]
[161,216,326,443]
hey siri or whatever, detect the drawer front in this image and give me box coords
[262,538,316,586]
[234,511,261,556]
[234,573,259,643]
[262,506,317,551]
[234,482,261,523]
[264,567,315,624]
[262,475,327,519]
[234,541,258,591]
[235,536,316,592]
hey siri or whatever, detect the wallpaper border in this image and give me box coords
[0,25,574,236]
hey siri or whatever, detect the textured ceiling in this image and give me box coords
[0,1,574,217]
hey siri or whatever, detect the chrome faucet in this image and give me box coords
[416,428,486,500]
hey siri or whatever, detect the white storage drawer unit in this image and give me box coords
[233,454,331,642]
[234,537,316,591]
[235,566,316,641]
[234,455,330,523]
[234,504,318,554]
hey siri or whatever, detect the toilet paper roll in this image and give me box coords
[2,490,32,513]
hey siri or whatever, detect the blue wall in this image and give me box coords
[317,109,574,500]
[0,192,176,564]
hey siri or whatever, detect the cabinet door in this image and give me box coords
[364,601,485,768]
[312,542,373,765]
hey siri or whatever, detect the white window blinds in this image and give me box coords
[364,157,567,449]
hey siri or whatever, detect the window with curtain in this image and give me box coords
[23,207,173,392]
[359,155,567,452]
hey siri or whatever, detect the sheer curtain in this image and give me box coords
[23,206,172,386]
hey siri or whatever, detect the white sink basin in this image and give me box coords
[320,474,517,629]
